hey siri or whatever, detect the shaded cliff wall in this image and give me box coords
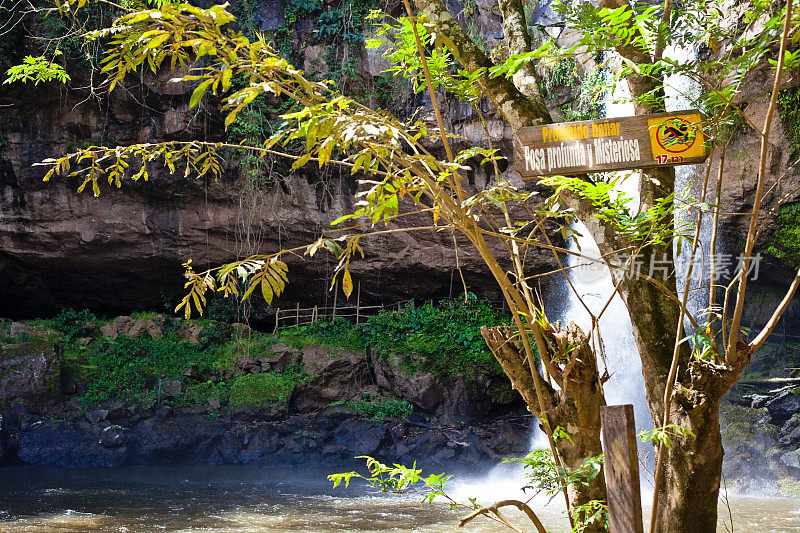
[0,0,557,318]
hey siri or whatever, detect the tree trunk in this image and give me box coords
[482,324,607,533]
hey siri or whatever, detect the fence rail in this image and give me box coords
[273,282,417,331]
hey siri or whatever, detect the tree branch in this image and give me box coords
[459,499,548,533]
[726,0,794,356]
[413,0,550,129]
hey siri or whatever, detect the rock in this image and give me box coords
[161,379,182,398]
[766,391,800,425]
[9,322,59,339]
[260,343,302,372]
[236,425,282,463]
[0,341,61,406]
[403,373,445,411]
[333,419,388,456]
[105,402,128,421]
[17,420,126,467]
[207,397,221,410]
[749,394,772,409]
[99,315,165,340]
[86,409,109,424]
[252,1,284,31]
[236,356,259,373]
[230,323,252,338]
[61,377,77,395]
[76,337,93,347]
[99,425,125,448]
[780,425,800,446]
[441,378,471,424]
[291,346,370,412]
[183,366,200,379]
[779,449,800,471]
[781,414,800,435]
[155,405,172,418]
[177,323,203,344]
[163,105,190,135]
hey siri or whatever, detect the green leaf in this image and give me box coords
[190,79,213,108]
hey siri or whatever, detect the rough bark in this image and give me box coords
[496,0,549,107]
[482,324,607,533]
[413,0,551,130]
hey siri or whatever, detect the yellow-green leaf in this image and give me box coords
[342,269,353,299]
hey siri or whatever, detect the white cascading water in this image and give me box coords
[544,70,653,441]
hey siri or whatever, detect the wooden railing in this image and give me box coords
[273,282,414,331]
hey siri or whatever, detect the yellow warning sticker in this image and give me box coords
[648,113,705,164]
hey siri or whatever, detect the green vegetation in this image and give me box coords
[76,332,220,404]
[347,398,413,422]
[7,298,509,407]
[764,202,800,270]
[229,365,310,407]
[539,54,606,121]
[778,87,800,153]
[365,298,506,378]
[275,317,367,350]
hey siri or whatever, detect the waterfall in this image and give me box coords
[544,69,653,438]
[541,43,712,475]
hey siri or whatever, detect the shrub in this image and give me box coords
[77,333,218,404]
[275,317,367,351]
[765,202,800,270]
[184,380,230,405]
[347,399,413,422]
[51,308,98,340]
[364,297,505,378]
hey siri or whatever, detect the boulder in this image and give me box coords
[9,322,59,339]
[333,419,389,456]
[0,341,61,406]
[17,420,126,467]
[766,391,800,425]
[161,379,182,398]
[440,378,471,424]
[86,409,109,424]
[252,1,284,31]
[177,323,204,344]
[779,449,800,471]
[369,352,445,411]
[99,425,126,448]
[402,373,445,411]
[291,346,370,412]
[99,315,165,340]
[258,343,301,372]
[235,356,259,374]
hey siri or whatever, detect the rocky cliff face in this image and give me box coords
[0,1,554,318]
[0,0,797,321]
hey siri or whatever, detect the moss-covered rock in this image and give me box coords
[0,339,61,406]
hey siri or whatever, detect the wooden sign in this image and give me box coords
[601,405,644,533]
[513,110,707,177]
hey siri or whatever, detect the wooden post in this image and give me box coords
[332,280,338,319]
[273,308,280,333]
[356,281,361,324]
[601,404,644,533]
[296,302,300,325]
[313,305,318,323]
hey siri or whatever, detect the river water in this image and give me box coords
[1,465,798,532]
